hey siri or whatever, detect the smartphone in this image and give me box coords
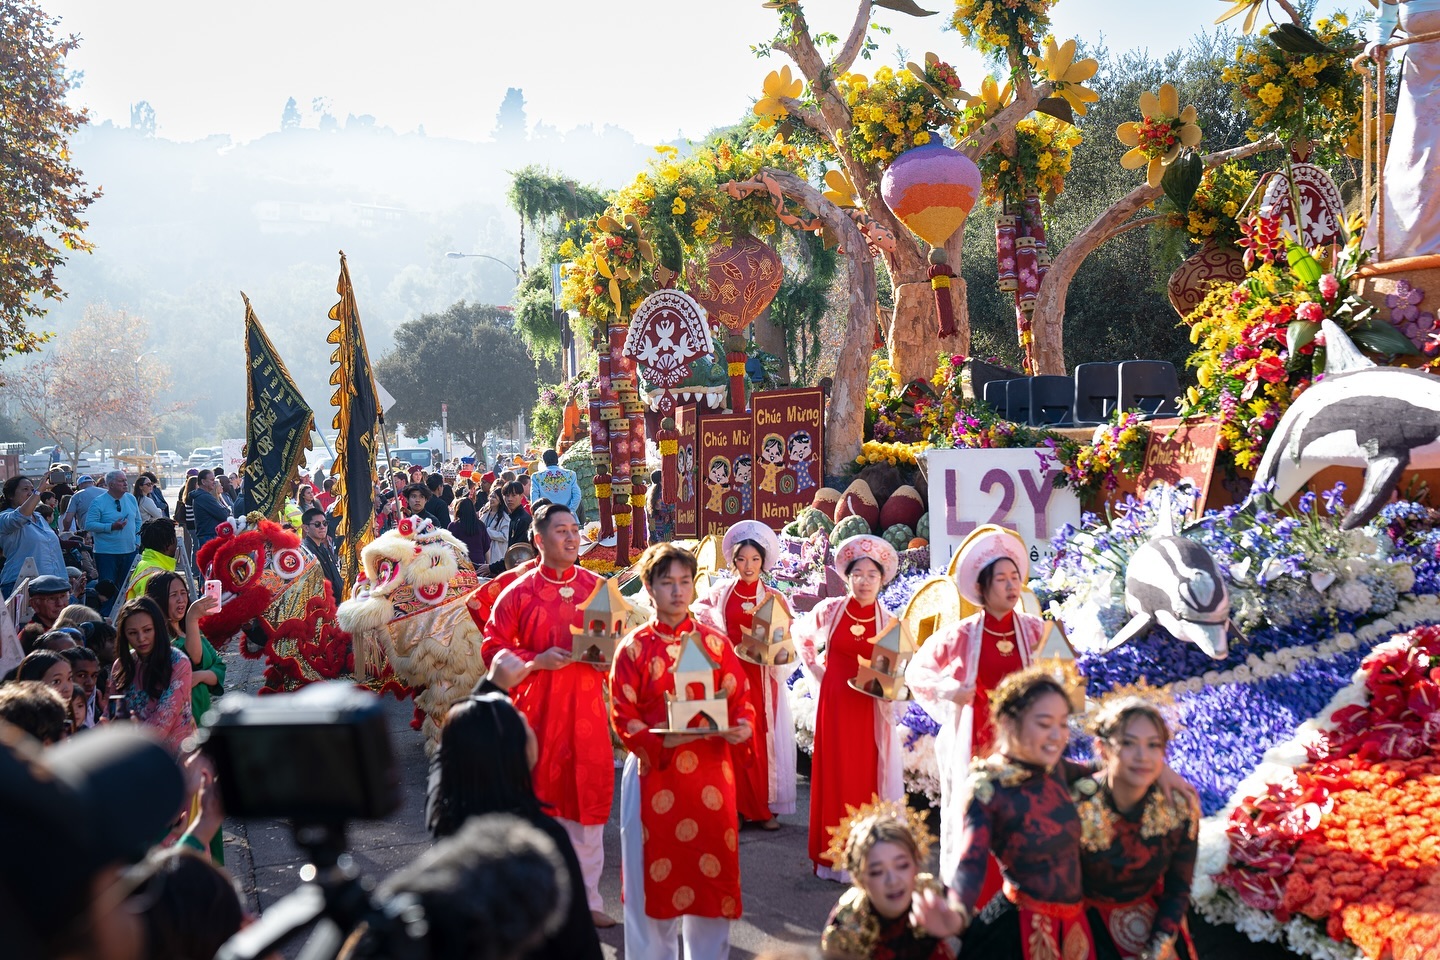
[204,580,224,609]
[108,694,130,721]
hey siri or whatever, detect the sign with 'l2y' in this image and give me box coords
[924,448,1081,574]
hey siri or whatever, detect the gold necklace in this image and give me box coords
[538,565,578,601]
[984,625,1017,655]
[847,603,878,637]
[735,580,760,615]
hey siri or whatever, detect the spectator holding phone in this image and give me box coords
[144,572,223,722]
[0,476,69,597]
[112,597,194,752]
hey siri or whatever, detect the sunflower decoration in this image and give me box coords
[1029,37,1100,117]
[754,65,805,131]
[1214,0,1268,35]
[822,168,860,208]
[1117,84,1202,188]
[955,74,1014,138]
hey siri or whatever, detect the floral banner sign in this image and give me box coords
[923,448,1080,573]
[675,404,699,538]
[697,411,754,537]
[1135,418,1221,518]
[751,388,824,531]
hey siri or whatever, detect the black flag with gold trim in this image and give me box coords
[326,252,379,594]
[237,293,313,519]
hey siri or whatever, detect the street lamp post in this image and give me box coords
[444,251,522,282]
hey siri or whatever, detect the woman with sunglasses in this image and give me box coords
[134,476,165,524]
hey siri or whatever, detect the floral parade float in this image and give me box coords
[491,3,1440,956]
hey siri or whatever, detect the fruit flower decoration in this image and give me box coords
[1117,83,1202,188]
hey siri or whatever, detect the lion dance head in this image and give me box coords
[195,516,371,694]
[336,514,482,748]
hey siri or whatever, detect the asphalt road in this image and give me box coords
[220,648,1301,960]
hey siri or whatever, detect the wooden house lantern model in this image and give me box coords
[855,620,918,700]
[666,632,730,731]
[737,594,794,666]
[570,579,633,667]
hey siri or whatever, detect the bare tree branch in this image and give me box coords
[830,0,874,78]
[1029,135,1284,373]
[738,167,877,472]
[777,97,827,139]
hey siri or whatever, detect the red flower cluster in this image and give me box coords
[1220,627,1440,959]
[1136,116,1178,156]
[1237,212,1286,269]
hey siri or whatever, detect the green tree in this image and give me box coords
[505,166,607,357]
[280,97,301,130]
[375,302,540,450]
[0,1,101,357]
[493,88,527,143]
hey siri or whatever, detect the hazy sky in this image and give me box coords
[46,1,1241,145]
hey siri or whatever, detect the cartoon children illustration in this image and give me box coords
[757,433,787,494]
[679,443,695,503]
[732,454,754,515]
[705,456,731,513]
[788,430,816,493]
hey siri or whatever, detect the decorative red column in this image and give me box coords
[658,417,679,502]
[725,334,748,413]
[592,348,615,539]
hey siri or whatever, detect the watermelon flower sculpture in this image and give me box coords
[1117,83,1202,188]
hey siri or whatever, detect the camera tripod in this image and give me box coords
[217,821,425,960]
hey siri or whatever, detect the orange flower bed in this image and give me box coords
[1280,749,1440,959]
[1221,625,1440,960]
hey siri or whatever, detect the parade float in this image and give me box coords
[507,2,1440,956]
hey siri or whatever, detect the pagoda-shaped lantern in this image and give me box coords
[570,578,634,667]
[664,632,730,731]
[736,594,794,667]
[853,620,918,700]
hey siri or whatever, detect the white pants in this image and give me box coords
[620,754,732,960]
[557,817,605,913]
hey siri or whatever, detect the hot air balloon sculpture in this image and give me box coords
[880,141,982,338]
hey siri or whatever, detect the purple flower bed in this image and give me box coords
[1074,611,1360,697]
[1166,644,1378,815]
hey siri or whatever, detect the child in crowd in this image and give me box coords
[63,644,103,727]
[821,799,959,960]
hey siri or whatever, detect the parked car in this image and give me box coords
[156,450,183,468]
[189,447,219,467]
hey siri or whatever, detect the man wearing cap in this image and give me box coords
[0,721,194,960]
[61,475,102,535]
[28,574,74,631]
[533,449,582,515]
[482,502,615,927]
[84,471,141,616]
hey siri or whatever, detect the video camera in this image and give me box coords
[201,683,571,960]
[198,683,415,960]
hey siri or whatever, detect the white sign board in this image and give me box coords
[924,448,1082,574]
[221,439,246,477]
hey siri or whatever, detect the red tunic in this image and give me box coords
[481,564,612,825]
[808,599,884,869]
[466,557,540,645]
[610,617,757,920]
[971,610,1025,758]
[724,579,773,823]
